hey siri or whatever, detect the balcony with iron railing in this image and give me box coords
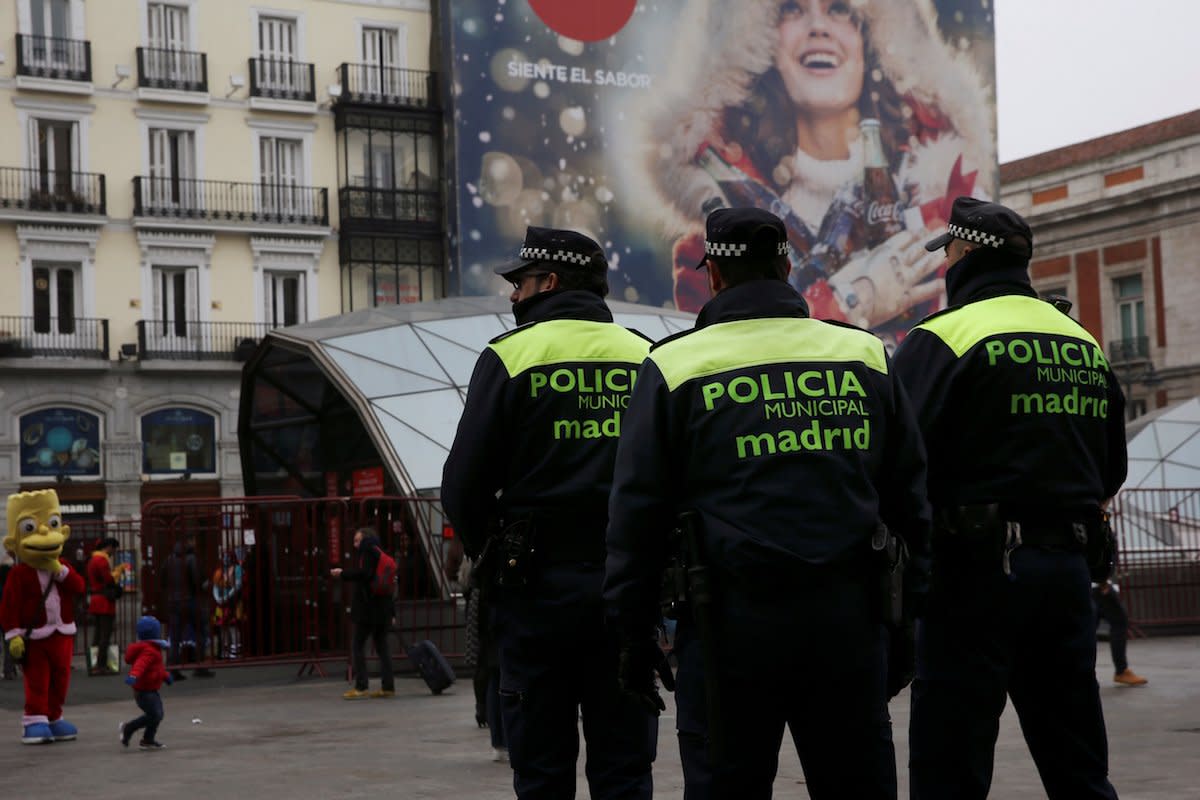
[136,320,277,361]
[333,63,438,110]
[0,166,106,216]
[337,185,441,230]
[16,33,92,82]
[249,57,315,102]
[1109,336,1151,365]
[132,176,328,227]
[0,315,109,360]
[136,46,207,93]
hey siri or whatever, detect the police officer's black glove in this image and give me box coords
[886,619,916,700]
[618,638,675,716]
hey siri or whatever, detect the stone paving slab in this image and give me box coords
[0,636,1196,798]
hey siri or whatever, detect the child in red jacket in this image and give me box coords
[119,616,172,749]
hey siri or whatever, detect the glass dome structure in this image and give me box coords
[238,295,695,497]
[1117,397,1200,553]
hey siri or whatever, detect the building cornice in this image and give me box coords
[132,107,211,125]
[11,96,96,114]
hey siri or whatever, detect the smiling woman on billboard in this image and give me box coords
[444,0,996,335]
[622,0,996,341]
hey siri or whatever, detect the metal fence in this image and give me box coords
[1110,488,1200,631]
[0,314,109,359]
[134,495,462,676]
[336,63,437,108]
[26,486,1200,688]
[337,186,441,226]
[136,46,207,92]
[249,57,315,101]
[0,166,106,215]
[132,176,328,225]
[136,319,274,361]
[67,518,142,667]
[16,33,92,82]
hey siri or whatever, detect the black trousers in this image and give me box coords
[1094,586,1129,674]
[910,547,1117,800]
[674,572,895,800]
[91,614,114,671]
[495,563,657,800]
[351,616,394,691]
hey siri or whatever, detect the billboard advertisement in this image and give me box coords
[442,0,997,344]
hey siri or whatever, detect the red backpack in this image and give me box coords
[371,546,397,597]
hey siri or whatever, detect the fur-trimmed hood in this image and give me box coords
[619,0,997,236]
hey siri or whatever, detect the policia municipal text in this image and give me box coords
[895,197,1128,799]
[441,226,659,799]
[604,207,932,799]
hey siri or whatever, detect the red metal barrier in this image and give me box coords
[68,518,141,668]
[137,495,464,675]
[1110,489,1200,631]
[353,496,464,663]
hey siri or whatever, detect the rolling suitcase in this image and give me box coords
[405,639,455,695]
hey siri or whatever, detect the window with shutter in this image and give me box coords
[257,15,298,94]
[147,2,191,84]
[30,261,80,340]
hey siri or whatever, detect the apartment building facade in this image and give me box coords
[0,0,440,521]
[999,110,1200,422]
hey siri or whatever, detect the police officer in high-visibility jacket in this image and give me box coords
[894,197,1127,800]
[441,226,657,800]
[605,207,931,800]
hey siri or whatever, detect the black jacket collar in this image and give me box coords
[695,280,811,330]
[512,289,614,326]
[945,247,1038,306]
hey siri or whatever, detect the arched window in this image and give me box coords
[140,407,216,475]
[19,407,101,477]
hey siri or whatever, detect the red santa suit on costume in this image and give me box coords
[0,562,85,726]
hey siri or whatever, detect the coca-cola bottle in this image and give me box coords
[696,146,815,277]
[787,178,865,293]
[860,118,904,248]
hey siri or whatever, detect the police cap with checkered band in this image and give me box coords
[694,206,791,268]
[925,196,1034,260]
[494,226,607,279]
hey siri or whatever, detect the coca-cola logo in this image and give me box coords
[528,0,638,42]
[866,201,901,225]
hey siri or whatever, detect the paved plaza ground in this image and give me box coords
[0,636,1197,799]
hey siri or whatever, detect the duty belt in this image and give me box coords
[499,508,607,566]
[1008,519,1088,551]
[935,504,1091,576]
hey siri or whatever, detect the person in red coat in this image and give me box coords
[87,536,126,675]
[1,489,85,744]
[119,615,173,749]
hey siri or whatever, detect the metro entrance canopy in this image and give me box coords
[238,295,695,497]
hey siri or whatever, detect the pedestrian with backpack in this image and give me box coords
[330,527,395,699]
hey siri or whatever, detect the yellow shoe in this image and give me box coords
[1113,669,1148,686]
[343,688,370,700]
[369,689,395,699]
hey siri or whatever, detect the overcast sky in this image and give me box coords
[994,0,1200,162]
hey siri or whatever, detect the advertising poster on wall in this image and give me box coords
[141,408,217,475]
[19,407,102,477]
[442,0,997,345]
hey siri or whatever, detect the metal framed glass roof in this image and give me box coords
[239,295,695,495]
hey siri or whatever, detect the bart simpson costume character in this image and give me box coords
[0,490,85,744]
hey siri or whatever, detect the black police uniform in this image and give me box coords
[605,208,931,800]
[441,227,656,800]
[894,198,1127,800]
